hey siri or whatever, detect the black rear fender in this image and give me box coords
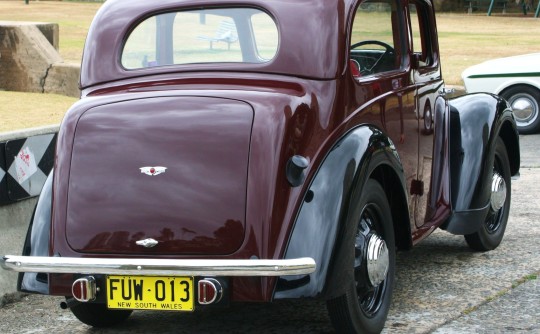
[17,171,52,294]
[274,126,410,300]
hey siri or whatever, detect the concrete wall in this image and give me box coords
[44,62,80,98]
[0,21,79,98]
[0,126,59,306]
[0,198,37,306]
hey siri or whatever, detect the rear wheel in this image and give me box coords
[501,85,540,134]
[68,299,132,328]
[465,137,511,251]
[327,179,395,334]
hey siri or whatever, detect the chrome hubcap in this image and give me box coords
[510,94,539,127]
[354,202,391,317]
[366,234,389,287]
[491,171,506,212]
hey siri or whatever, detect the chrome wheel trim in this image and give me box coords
[424,105,433,131]
[485,154,509,234]
[510,93,539,127]
[354,205,389,317]
[490,171,507,212]
[366,234,389,287]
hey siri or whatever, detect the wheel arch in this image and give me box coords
[321,144,410,300]
[370,164,412,252]
[273,125,411,300]
[498,118,520,177]
[497,82,540,97]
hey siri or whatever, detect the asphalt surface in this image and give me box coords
[0,134,539,333]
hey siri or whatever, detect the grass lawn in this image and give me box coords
[0,91,77,132]
[437,13,540,85]
[0,1,539,130]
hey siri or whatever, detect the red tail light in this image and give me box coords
[198,278,223,305]
[72,276,97,302]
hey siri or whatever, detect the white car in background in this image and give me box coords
[462,53,540,134]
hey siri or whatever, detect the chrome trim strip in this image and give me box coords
[1,256,315,276]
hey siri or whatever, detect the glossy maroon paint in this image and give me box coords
[80,0,347,89]
[66,96,252,255]
[50,0,451,301]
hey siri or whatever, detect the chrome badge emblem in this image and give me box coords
[140,166,167,176]
[136,238,159,248]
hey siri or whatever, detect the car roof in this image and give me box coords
[80,0,359,89]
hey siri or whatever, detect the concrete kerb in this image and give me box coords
[0,124,59,143]
[0,197,36,308]
[0,125,59,306]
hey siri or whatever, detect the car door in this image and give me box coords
[350,0,419,227]
[408,0,445,229]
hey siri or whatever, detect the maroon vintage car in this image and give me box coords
[2,0,520,332]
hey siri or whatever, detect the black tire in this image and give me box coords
[500,85,540,134]
[465,137,511,251]
[326,179,395,334]
[68,299,132,328]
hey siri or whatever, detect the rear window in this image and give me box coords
[121,8,279,70]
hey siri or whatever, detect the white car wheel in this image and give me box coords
[501,85,540,134]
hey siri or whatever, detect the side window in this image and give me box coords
[350,0,403,77]
[409,1,436,68]
[250,13,280,61]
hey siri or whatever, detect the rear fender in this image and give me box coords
[274,126,410,299]
[443,93,519,234]
[17,171,53,294]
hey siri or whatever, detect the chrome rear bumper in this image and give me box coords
[1,255,316,276]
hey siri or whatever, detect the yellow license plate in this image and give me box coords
[107,275,194,311]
